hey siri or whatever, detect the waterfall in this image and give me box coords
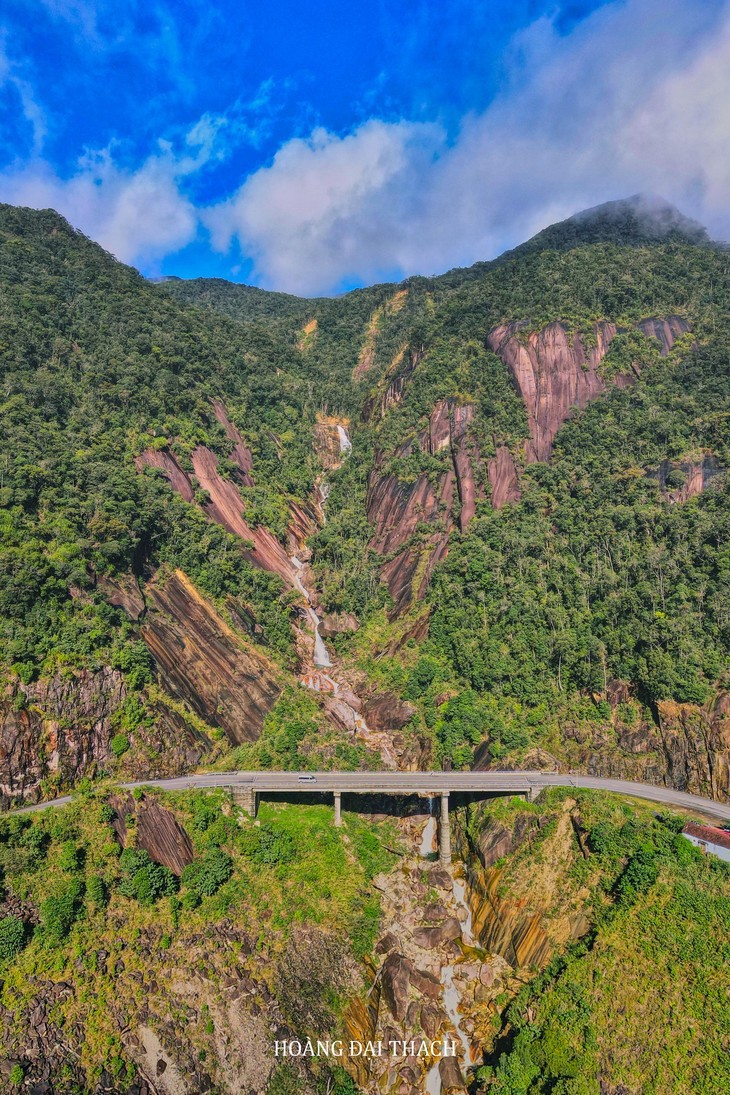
[425,868,480,1094]
[311,613,332,667]
[337,424,352,454]
[419,813,437,857]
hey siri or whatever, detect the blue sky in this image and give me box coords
[1,0,729,294]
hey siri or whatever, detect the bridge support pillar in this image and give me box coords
[230,786,258,818]
[334,790,342,827]
[526,786,537,803]
[439,792,451,867]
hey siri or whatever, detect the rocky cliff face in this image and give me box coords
[111,792,195,874]
[650,453,725,503]
[139,569,281,744]
[487,321,618,463]
[211,399,255,487]
[137,444,297,587]
[0,667,208,807]
[366,399,521,612]
[513,680,730,803]
[455,802,591,973]
[487,316,690,464]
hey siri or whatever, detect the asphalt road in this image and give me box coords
[12,771,730,822]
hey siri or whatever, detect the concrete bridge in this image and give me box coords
[126,771,730,867]
[13,771,730,867]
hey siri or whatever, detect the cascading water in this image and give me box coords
[425,866,479,1094]
[337,424,352,454]
[419,812,437,857]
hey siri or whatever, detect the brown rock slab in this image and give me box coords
[411,919,461,949]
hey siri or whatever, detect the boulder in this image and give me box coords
[319,613,360,639]
[381,953,412,1022]
[411,919,461,949]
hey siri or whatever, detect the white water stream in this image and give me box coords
[337,424,352,454]
[421,811,478,1095]
[291,426,398,767]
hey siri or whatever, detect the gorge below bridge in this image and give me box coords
[17,771,730,867]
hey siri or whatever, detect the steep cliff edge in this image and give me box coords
[366,399,521,613]
[487,316,690,463]
[139,569,281,744]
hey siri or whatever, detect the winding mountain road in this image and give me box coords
[12,770,730,822]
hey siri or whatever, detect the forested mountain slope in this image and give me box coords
[1,197,729,806]
[165,197,730,793]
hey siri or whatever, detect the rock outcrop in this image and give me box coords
[366,398,521,612]
[137,444,297,587]
[650,453,725,503]
[0,665,210,807]
[211,399,255,486]
[140,569,281,743]
[637,315,691,355]
[487,321,618,463]
[111,792,195,874]
[487,444,521,508]
[458,806,590,971]
[191,446,296,585]
[487,316,691,464]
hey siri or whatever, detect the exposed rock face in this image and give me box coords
[136,447,194,501]
[650,453,725,503]
[211,399,255,486]
[319,612,360,639]
[367,399,495,612]
[657,694,730,802]
[488,316,691,464]
[380,953,413,1022]
[363,692,416,735]
[136,445,296,587]
[487,321,618,463]
[98,573,146,620]
[191,446,295,585]
[111,792,195,875]
[0,666,208,807]
[0,667,125,806]
[487,444,521,508]
[411,918,461,949]
[313,417,350,470]
[460,807,589,971]
[287,499,320,553]
[140,569,281,744]
[471,814,539,870]
[524,679,730,803]
[637,315,691,355]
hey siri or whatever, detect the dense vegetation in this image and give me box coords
[468,791,730,1094]
[2,195,729,773]
[0,788,398,1090]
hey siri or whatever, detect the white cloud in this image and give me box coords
[206,0,730,294]
[4,0,730,289]
[204,120,443,294]
[0,38,47,154]
[0,147,198,267]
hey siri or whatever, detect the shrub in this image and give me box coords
[614,848,659,906]
[0,916,26,962]
[110,733,130,758]
[98,803,115,824]
[9,1064,23,1086]
[181,849,233,899]
[58,841,83,872]
[118,847,177,905]
[87,875,108,908]
[240,824,296,867]
[39,879,85,945]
